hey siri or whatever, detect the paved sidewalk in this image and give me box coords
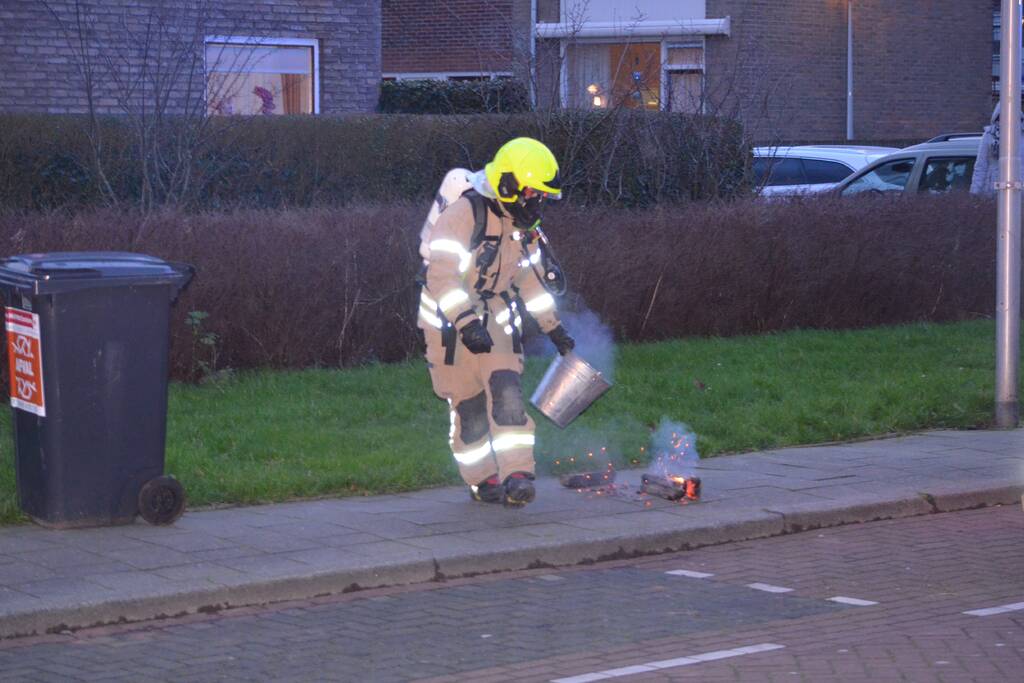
[0,429,1020,638]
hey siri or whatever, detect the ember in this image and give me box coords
[641,473,701,501]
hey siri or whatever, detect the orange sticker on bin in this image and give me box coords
[5,307,45,417]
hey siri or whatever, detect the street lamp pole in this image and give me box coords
[846,1,854,141]
[996,0,1022,428]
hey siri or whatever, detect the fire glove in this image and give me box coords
[460,319,493,354]
[548,325,575,356]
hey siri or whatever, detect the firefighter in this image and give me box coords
[418,138,575,506]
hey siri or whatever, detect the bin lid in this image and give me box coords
[0,252,194,295]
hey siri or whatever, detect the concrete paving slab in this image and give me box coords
[12,577,115,601]
[319,532,390,548]
[0,428,1019,638]
[102,547,197,571]
[17,547,113,571]
[0,563,58,584]
[86,571,191,593]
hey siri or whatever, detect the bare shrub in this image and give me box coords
[0,193,997,381]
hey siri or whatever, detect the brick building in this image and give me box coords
[386,0,995,144]
[382,0,531,80]
[701,0,993,143]
[0,0,381,116]
[0,1,997,143]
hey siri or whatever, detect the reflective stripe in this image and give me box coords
[503,324,514,336]
[438,289,470,313]
[492,433,535,452]
[419,306,443,329]
[453,441,493,465]
[448,404,457,445]
[429,239,472,273]
[421,290,438,309]
[496,301,519,324]
[525,292,556,314]
[519,249,543,269]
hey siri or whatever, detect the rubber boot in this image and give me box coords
[470,475,503,503]
[502,472,536,507]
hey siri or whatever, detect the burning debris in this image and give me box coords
[643,420,702,502]
[640,473,701,501]
[559,464,616,489]
[556,449,617,491]
[552,420,704,505]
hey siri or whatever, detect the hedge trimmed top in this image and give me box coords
[0,111,749,211]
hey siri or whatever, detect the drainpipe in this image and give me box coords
[846,0,854,140]
[530,0,537,107]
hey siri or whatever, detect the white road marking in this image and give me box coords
[549,643,785,682]
[963,601,1024,617]
[665,569,714,578]
[828,596,879,606]
[746,582,794,593]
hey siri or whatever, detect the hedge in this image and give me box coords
[0,193,998,382]
[378,79,530,114]
[0,111,748,211]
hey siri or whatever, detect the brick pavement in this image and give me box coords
[0,507,1020,682]
[0,428,1020,638]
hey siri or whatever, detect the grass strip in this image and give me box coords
[0,320,1016,524]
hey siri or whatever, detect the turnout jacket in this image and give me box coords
[418,193,561,351]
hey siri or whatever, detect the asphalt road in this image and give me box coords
[0,505,1021,682]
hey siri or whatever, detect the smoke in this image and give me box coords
[526,299,617,382]
[647,419,701,477]
[526,295,624,475]
[559,307,616,381]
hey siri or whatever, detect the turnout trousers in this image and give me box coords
[424,322,535,487]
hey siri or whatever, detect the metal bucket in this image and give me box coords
[530,352,612,428]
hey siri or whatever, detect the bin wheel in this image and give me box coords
[138,476,186,526]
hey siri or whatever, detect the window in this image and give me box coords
[206,37,318,115]
[566,41,703,111]
[752,158,806,187]
[802,159,855,184]
[841,158,916,196]
[665,45,703,114]
[918,157,975,194]
[754,157,855,188]
[568,42,661,109]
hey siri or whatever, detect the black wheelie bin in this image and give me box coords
[0,252,194,528]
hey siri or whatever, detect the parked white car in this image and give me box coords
[753,145,899,197]
[832,135,981,196]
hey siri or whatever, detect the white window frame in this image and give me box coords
[204,35,321,114]
[558,36,705,112]
[382,71,514,81]
[662,38,705,114]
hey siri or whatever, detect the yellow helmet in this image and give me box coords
[485,137,561,230]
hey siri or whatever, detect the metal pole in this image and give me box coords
[996,0,1022,428]
[846,1,854,140]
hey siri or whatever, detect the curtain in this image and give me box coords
[282,74,309,114]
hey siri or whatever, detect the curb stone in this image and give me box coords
[0,482,1017,638]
